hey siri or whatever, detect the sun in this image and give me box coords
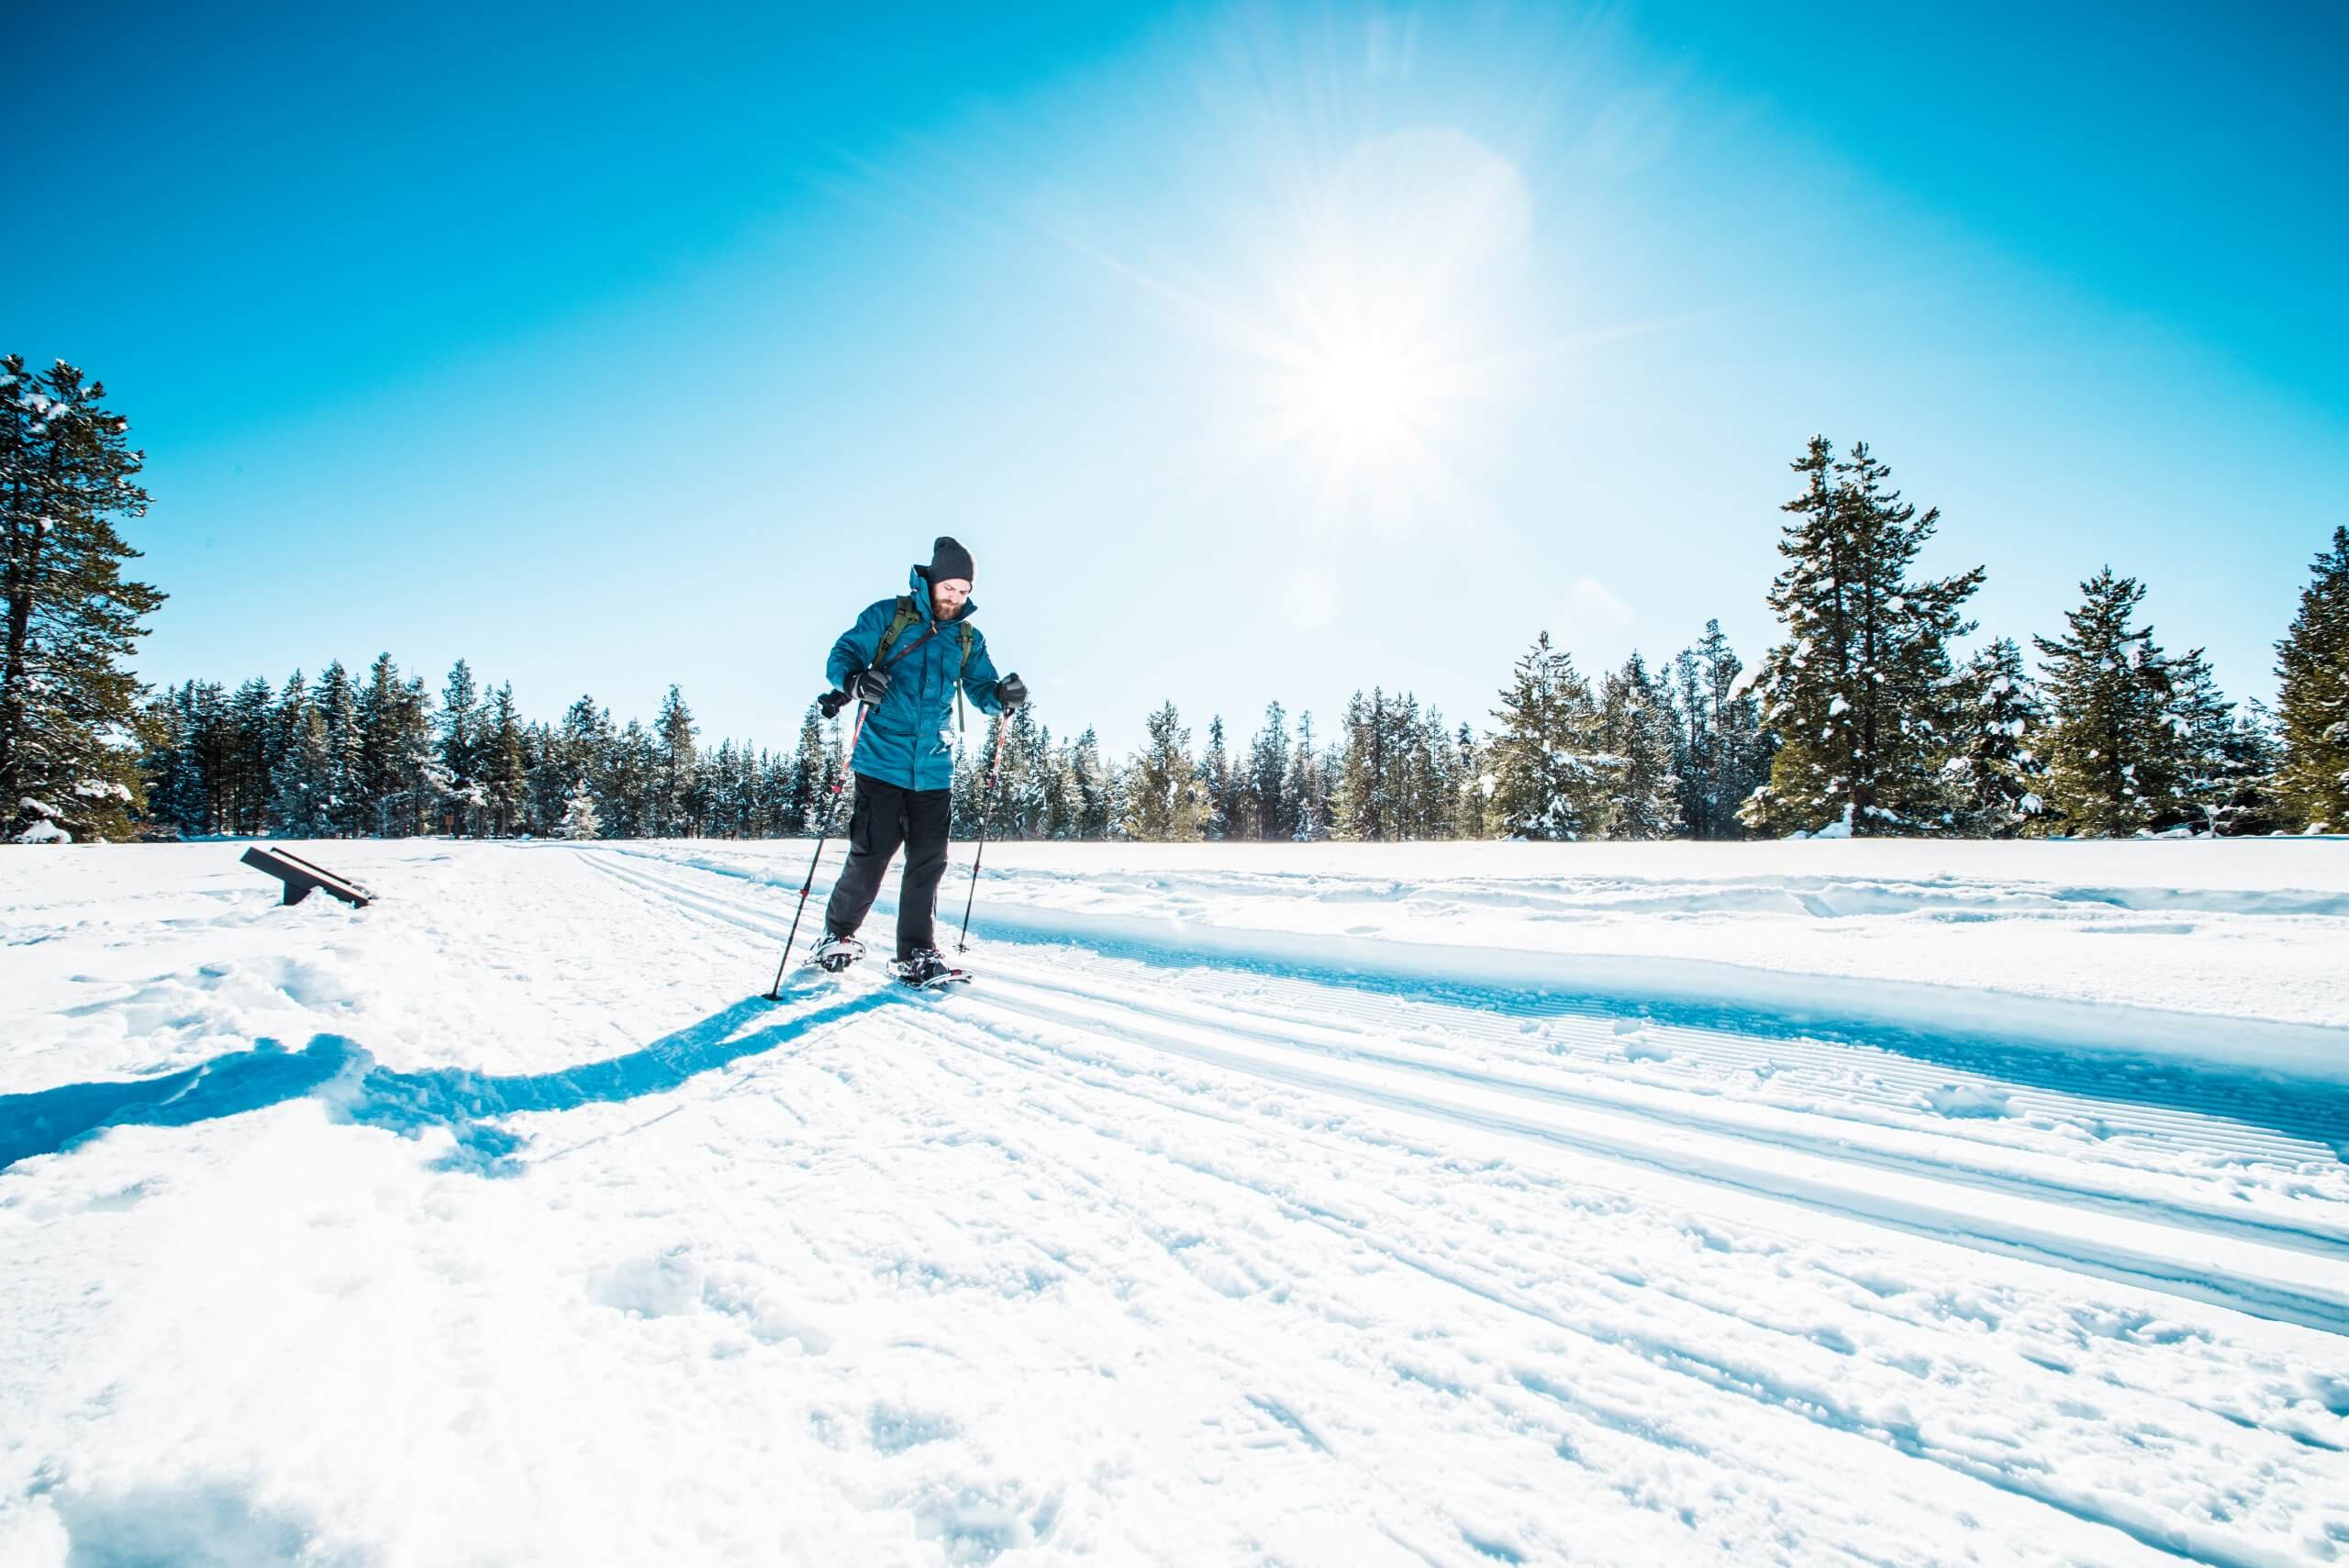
[1292,326,1428,453]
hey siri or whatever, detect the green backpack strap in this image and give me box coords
[873,596,921,668]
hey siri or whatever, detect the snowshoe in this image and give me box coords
[890,949,970,989]
[810,934,866,974]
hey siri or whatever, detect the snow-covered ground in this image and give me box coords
[4,839,2347,1566]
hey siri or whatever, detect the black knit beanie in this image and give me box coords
[926,535,976,584]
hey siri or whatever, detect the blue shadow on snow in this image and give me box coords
[0,988,890,1177]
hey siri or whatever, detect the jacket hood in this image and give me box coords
[908,564,978,624]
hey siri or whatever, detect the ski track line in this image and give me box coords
[580,849,2349,1333]
[889,995,2307,1568]
[578,849,2338,1564]
[974,953,2349,1261]
[947,968,2349,1337]
[837,1011,2134,1567]
[602,844,2345,1172]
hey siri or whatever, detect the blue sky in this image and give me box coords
[13,1,2346,754]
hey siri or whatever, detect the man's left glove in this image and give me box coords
[996,673,1029,709]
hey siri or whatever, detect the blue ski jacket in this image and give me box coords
[826,566,1007,792]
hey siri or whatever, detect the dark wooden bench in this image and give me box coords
[240,846,374,908]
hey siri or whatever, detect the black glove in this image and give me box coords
[996,673,1029,710]
[846,667,892,704]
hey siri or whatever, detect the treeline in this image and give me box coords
[10,350,2348,845]
[96,449,2349,846]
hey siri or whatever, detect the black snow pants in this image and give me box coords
[823,774,952,961]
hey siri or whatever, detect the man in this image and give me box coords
[813,536,1027,985]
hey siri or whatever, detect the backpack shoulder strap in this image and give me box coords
[873,596,920,668]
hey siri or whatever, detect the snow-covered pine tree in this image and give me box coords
[1286,711,1327,841]
[604,719,655,838]
[2208,701,2290,837]
[1244,703,1290,840]
[1487,631,1606,840]
[789,704,827,835]
[1410,700,1454,840]
[1598,651,1683,840]
[1199,716,1232,841]
[1743,438,1985,838]
[1452,721,1490,839]
[220,677,273,834]
[1334,690,1385,840]
[654,684,697,838]
[2032,568,2184,837]
[1037,727,1075,840]
[1069,728,1111,840]
[557,778,602,840]
[0,356,165,842]
[1669,620,1769,840]
[1008,706,1049,839]
[530,695,605,838]
[313,661,362,837]
[268,699,336,838]
[354,654,406,835]
[2162,646,2271,836]
[481,683,527,837]
[138,684,206,837]
[439,660,483,829]
[2274,526,2349,831]
[1121,702,1202,840]
[1946,638,2047,838]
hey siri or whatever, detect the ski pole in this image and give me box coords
[955,713,1014,953]
[768,695,868,999]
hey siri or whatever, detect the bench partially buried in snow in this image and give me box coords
[239,845,373,908]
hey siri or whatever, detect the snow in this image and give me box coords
[4,840,2348,1564]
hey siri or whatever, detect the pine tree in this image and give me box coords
[1598,651,1683,840]
[1070,728,1111,840]
[2032,568,2183,837]
[1452,721,1490,839]
[1743,438,1985,838]
[2274,526,2349,830]
[1244,702,1290,840]
[139,684,206,837]
[481,683,527,836]
[1487,631,1606,840]
[226,676,274,834]
[1335,690,1385,840]
[1947,638,2047,837]
[557,777,602,840]
[1286,711,1328,841]
[2164,646,2266,836]
[1670,621,1768,840]
[1199,716,1233,841]
[313,661,362,837]
[439,660,483,828]
[1121,702,1202,840]
[268,700,336,838]
[2210,702,2290,837]
[0,356,165,842]
[654,684,697,838]
[603,719,655,838]
[789,705,828,834]
[355,654,406,835]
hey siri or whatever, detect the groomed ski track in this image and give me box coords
[564,843,2349,1565]
[583,849,2349,1335]
[6,840,2346,1566]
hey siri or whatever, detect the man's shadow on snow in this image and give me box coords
[0,986,892,1177]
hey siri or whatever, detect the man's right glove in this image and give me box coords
[846,667,892,704]
[996,673,1029,709]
